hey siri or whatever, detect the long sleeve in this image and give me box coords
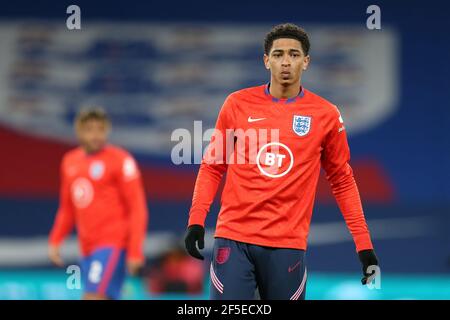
[321,107,374,252]
[119,156,149,262]
[49,156,75,246]
[188,95,236,227]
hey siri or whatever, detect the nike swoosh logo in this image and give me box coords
[288,260,301,273]
[248,116,266,123]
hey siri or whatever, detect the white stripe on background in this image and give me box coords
[0,217,435,266]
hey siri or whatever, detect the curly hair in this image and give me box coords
[264,23,310,56]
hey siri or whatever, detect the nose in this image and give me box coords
[281,55,291,67]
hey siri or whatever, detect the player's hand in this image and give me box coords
[127,259,144,276]
[358,249,379,285]
[184,224,205,260]
[48,245,64,267]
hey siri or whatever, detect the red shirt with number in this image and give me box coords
[49,144,148,261]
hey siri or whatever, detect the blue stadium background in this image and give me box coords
[0,0,448,299]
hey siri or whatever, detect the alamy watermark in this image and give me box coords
[66,5,81,30]
[170,122,296,178]
[366,5,381,30]
[65,261,104,290]
[66,265,81,290]
[365,265,382,290]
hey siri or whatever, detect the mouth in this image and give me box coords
[281,71,291,79]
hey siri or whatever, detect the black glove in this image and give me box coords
[358,249,379,285]
[184,224,205,260]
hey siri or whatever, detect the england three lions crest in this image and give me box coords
[293,115,312,136]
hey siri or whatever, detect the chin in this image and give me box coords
[280,79,294,86]
[87,144,104,153]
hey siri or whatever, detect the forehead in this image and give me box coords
[78,118,108,128]
[270,38,303,53]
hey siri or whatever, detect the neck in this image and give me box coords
[269,78,301,99]
[82,145,105,156]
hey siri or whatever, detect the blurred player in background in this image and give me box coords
[185,23,379,300]
[48,108,149,300]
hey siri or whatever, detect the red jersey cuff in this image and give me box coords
[354,233,374,252]
[188,210,207,227]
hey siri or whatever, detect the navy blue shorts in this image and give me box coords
[210,237,307,300]
[80,247,127,300]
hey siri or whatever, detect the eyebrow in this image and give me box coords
[271,49,302,54]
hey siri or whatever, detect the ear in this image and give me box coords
[263,54,270,70]
[302,55,311,71]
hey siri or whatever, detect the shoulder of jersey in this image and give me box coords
[108,145,141,179]
[227,84,266,102]
[104,144,132,161]
[304,89,341,116]
[63,146,84,163]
